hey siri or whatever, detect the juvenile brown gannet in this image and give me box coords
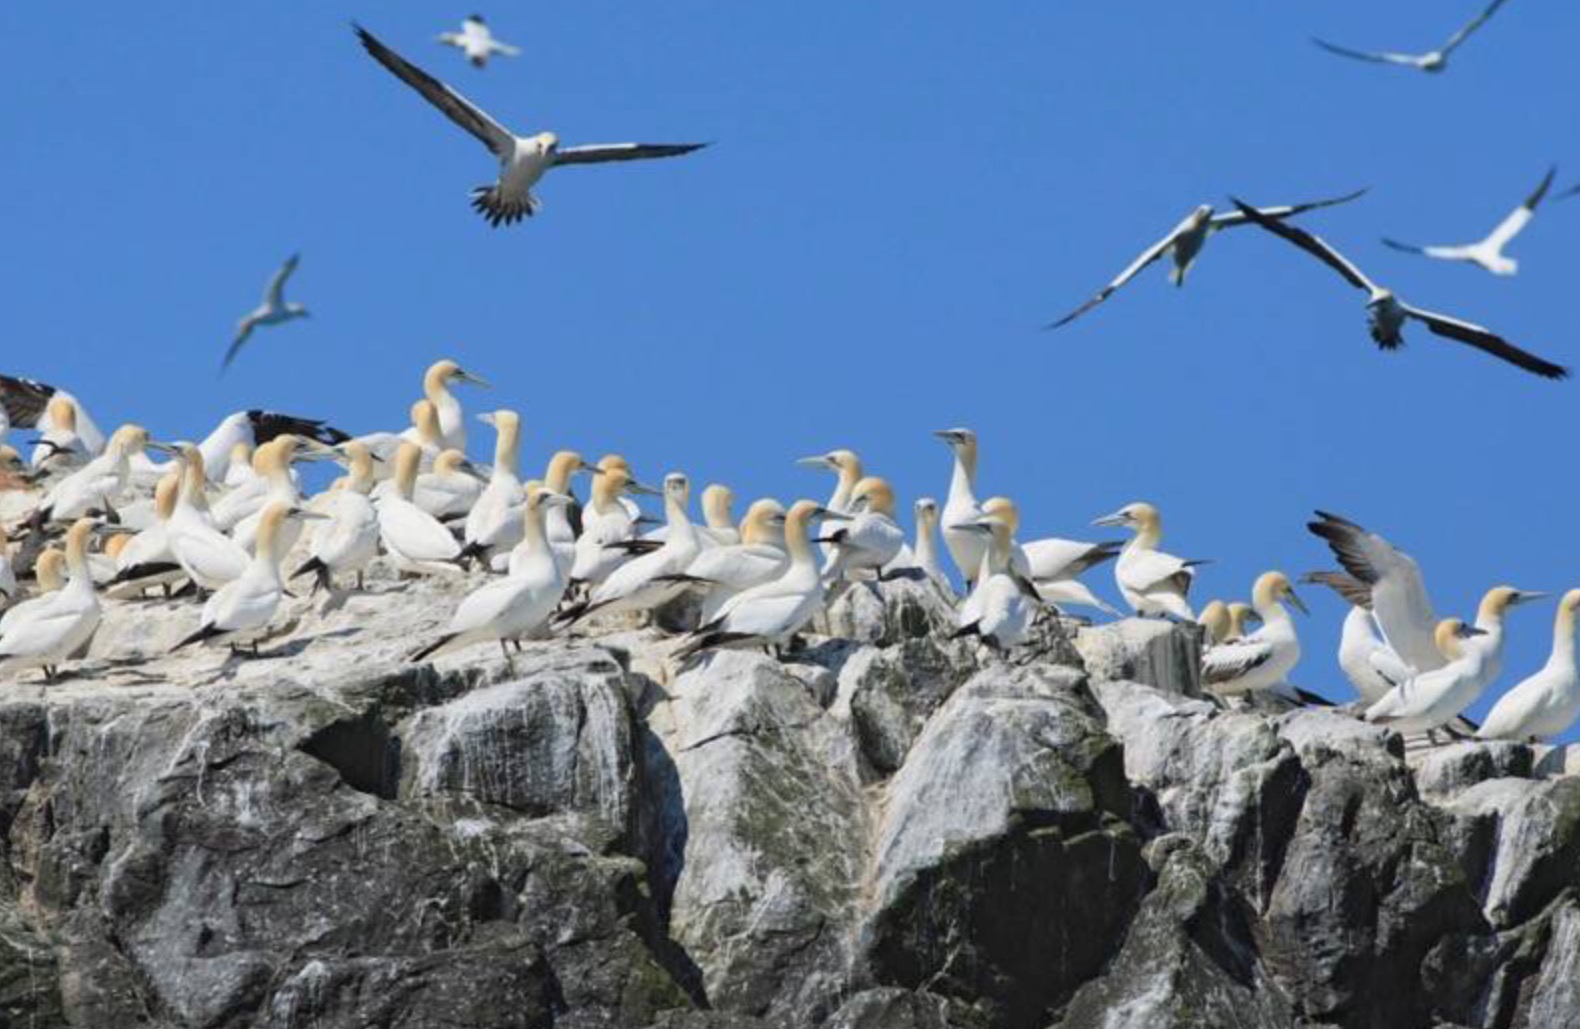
[377,443,463,573]
[934,428,987,586]
[0,519,102,683]
[355,26,708,226]
[1302,571,1396,705]
[820,476,905,583]
[1050,189,1366,328]
[954,514,1038,651]
[167,444,251,591]
[0,548,65,635]
[1230,198,1568,379]
[689,499,789,625]
[1201,572,1306,697]
[1366,620,1490,734]
[292,442,381,593]
[1478,590,1580,742]
[983,496,1121,616]
[1313,0,1509,74]
[438,15,520,69]
[173,503,326,656]
[411,490,575,663]
[223,254,310,372]
[560,473,703,627]
[407,360,489,451]
[1092,501,1204,620]
[1383,168,1556,276]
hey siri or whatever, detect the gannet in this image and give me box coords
[222,442,256,490]
[30,395,90,472]
[675,500,845,660]
[797,449,865,514]
[412,449,484,519]
[1050,189,1367,328]
[820,476,905,583]
[377,443,463,572]
[167,444,251,591]
[411,490,575,663]
[172,503,325,656]
[1201,572,1307,696]
[910,497,949,588]
[934,428,987,586]
[1092,501,1204,620]
[438,15,520,68]
[690,499,789,625]
[1302,571,1397,705]
[0,519,102,682]
[230,437,336,553]
[406,360,489,451]
[107,473,185,598]
[0,446,34,494]
[983,496,1121,616]
[1313,0,1509,74]
[34,425,171,525]
[700,485,739,547]
[1199,600,1230,645]
[0,375,106,462]
[210,439,283,532]
[535,450,593,576]
[1382,168,1556,277]
[223,254,310,372]
[1478,590,1580,742]
[1225,602,1262,642]
[1467,585,1547,690]
[569,465,654,587]
[292,442,381,593]
[1307,511,1443,675]
[355,26,708,226]
[560,473,703,626]
[1230,198,1568,379]
[0,548,64,635]
[174,410,348,485]
[1366,620,1490,734]
[356,398,445,472]
[461,409,524,559]
[954,515,1037,651]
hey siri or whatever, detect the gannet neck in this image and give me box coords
[833,455,864,510]
[590,467,621,512]
[393,444,423,500]
[740,500,782,546]
[1128,504,1163,551]
[345,443,376,493]
[915,502,941,569]
[63,519,94,587]
[854,477,897,519]
[1476,586,1518,628]
[1200,600,1230,642]
[1253,571,1293,624]
[412,400,443,447]
[254,503,290,571]
[664,476,693,531]
[702,485,734,531]
[948,445,977,504]
[545,451,583,494]
[985,522,1013,574]
[180,447,211,511]
[1227,603,1256,639]
[491,410,521,475]
[155,474,180,521]
[35,549,65,593]
[522,490,549,549]
[783,501,819,568]
[1552,591,1580,666]
[47,396,77,433]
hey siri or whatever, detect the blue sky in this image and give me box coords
[3,3,1578,729]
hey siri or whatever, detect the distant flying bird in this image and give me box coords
[1048,190,1367,329]
[224,254,309,372]
[1382,167,1556,276]
[1312,0,1510,74]
[1230,198,1568,380]
[438,15,520,68]
[354,24,709,227]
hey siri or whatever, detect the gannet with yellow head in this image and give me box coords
[461,409,527,565]
[1201,572,1307,697]
[0,518,103,682]
[1308,512,1442,675]
[34,424,172,525]
[569,464,659,587]
[953,512,1037,651]
[798,448,865,562]
[560,472,703,626]
[167,444,252,591]
[377,442,464,572]
[1479,590,1580,742]
[1469,584,1548,690]
[1199,600,1230,646]
[404,359,489,452]
[0,548,66,635]
[107,472,186,598]
[689,498,790,625]
[1225,602,1262,642]
[528,449,596,576]
[983,496,1121,617]
[700,485,739,547]
[1091,501,1204,620]
[413,449,485,520]
[230,436,337,554]
[293,441,382,593]
[910,497,949,589]
[30,394,91,471]
[820,476,905,583]
[1365,619,1491,735]
[933,428,989,587]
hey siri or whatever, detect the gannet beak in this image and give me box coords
[477,412,497,427]
[931,430,958,445]
[1092,510,1129,527]
[962,522,995,536]
[626,481,662,496]
[813,506,851,522]
[795,455,833,469]
[297,440,340,463]
[1511,590,1549,607]
[579,461,602,476]
[145,440,180,457]
[289,509,331,522]
[1457,624,1489,638]
[1288,589,1310,616]
[457,370,491,388]
[459,459,486,480]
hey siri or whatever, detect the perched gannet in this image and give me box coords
[1313,0,1509,73]
[1366,620,1490,734]
[377,443,463,572]
[1467,585,1547,690]
[461,409,524,556]
[355,25,708,226]
[676,500,845,660]
[535,450,594,575]
[173,503,325,656]
[34,425,171,525]
[1199,600,1231,645]
[690,499,789,625]
[30,395,90,471]
[411,491,575,663]
[1225,602,1262,642]
[798,449,865,515]
[820,476,905,583]
[560,473,703,625]
[910,497,949,588]
[407,360,489,451]
[223,442,256,490]
[167,444,251,591]
[223,254,310,372]
[1382,168,1556,277]
[156,410,347,486]
[1201,572,1307,697]
[1092,502,1203,620]
[108,473,185,598]
[230,437,335,553]
[210,439,285,531]
[438,15,520,68]
[1050,189,1366,327]
[355,398,445,472]
[934,428,987,586]
[954,515,1037,651]
[292,442,381,593]
[700,485,739,547]
[0,375,106,463]
[1231,198,1568,379]
[1478,590,1580,742]
[412,449,484,520]
[1302,572,1397,705]
[985,497,1121,616]
[0,519,102,682]
[569,465,654,587]
[0,548,64,635]
[1307,511,1443,676]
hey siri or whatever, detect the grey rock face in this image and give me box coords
[4,571,1580,1029]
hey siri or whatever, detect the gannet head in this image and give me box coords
[428,359,490,391]
[545,450,595,493]
[702,484,736,529]
[1199,600,1230,643]
[1253,570,1308,616]
[433,449,471,478]
[64,518,96,563]
[103,532,132,562]
[228,440,254,468]
[1558,590,1580,634]
[527,487,573,514]
[741,499,786,545]
[45,396,77,432]
[412,400,443,444]
[796,449,861,475]
[932,428,976,455]
[981,496,1020,536]
[1478,585,1548,623]
[1092,501,1159,533]
[1435,618,1487,659]
[851,477,898,518]
[663,472,690,508]
[106,424,151,457]
[915,497,939,525]
[540,131,561,152]
[1226,602,1262,638]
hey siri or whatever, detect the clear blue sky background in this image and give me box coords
[3,4,1578,731]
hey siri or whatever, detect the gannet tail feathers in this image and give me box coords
[410,633,457,663]
[1380,238,1428,255]
[470,186,538,227]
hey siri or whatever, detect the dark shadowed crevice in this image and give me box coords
[297,710,401,800]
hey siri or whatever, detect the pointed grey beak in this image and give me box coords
[457,370,491,388]
[288,509,331,522]
[1287,589,1310,616]
[458,459,486,480]
[796,456,833,469]
[1511,590,1550,607]
[1092,511,1129,528]
[626,481,662,497]
[814,507,851,522]
[146,441,180,457]
[476,412,497,427]
[1457,624,1490,638]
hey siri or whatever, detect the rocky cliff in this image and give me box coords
[2,567,1579,1029]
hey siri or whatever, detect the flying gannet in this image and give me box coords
[1230,198,1568,379]
[1478,589,1580,743]
[355,25,708,226]
[0,519,102,682]
[224,254,310,372]
[1382,168,1556,276]
[1049,190,1366,328]
[1313,0,1509,74]
[438,15,521,69]
[1201,572,1306,697]
[1092,501,1204,620]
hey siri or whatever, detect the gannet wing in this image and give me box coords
[246,410,350,447]
[222,319,256,373]
[491,40,522,57]
[1307,512,1440,669]
[1119,548,1192,593]
[0,375,57,429]
[1202,637,1273,686]
[1401,303,1569,379]
[1379,238,1474,261]
[1311,39,1423,66]
[1301,570,1373,609]
[1047,220,1191,329]
[263,253,300,307]
[1209,188,1368,229]
[1442,0,1510,55]
[551,142,709,167]
[354,24,515,156]
[1484,166,1556,250]
[1229,198,1379,294]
